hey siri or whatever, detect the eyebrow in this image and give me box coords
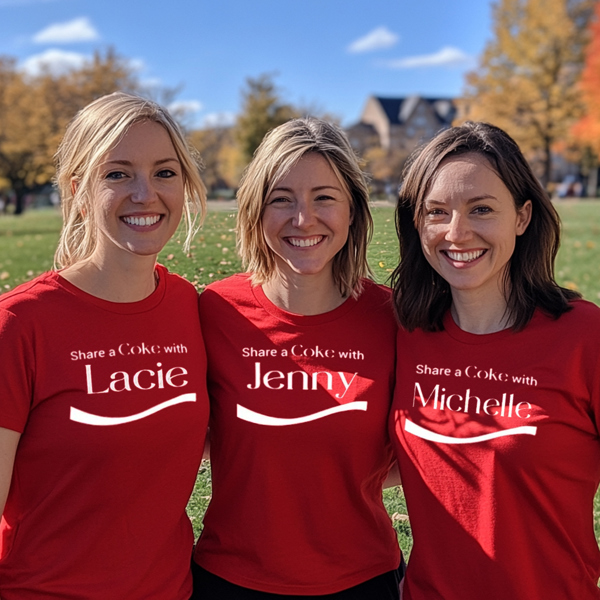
[424,194,498,204]
[102,157,180,167]
[270,184,342,193]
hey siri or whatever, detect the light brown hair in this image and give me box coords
[236,117,373,297]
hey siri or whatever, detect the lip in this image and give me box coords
[441,248,487,267]
[120,213,164,231]
[284,235,325,248]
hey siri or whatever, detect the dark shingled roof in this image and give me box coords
[373,96,456,126]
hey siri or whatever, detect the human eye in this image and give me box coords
[315,194,336,202]
[156,169,177,178]
[472,205,493,215]
[267,195,290,205]
[423,204,446,217]
[105,171,127,180]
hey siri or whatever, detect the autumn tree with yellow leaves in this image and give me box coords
[0,49,139,214]
[235,74,298,164]
[460,0,595,186]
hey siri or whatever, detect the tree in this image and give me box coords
[0,49,139,214]
[363,146,410,195]
[460,0,595,186]
[234,74,297,163]
[572,2,600,169]
[189,126,242,192]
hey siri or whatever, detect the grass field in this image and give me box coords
[1,200,600,558]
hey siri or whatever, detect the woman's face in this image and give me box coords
[261,153,352,282]
[418,153,531,302]
[89,120,185,265]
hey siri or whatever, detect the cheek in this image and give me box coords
[418,227,438,257]
[260,213,281,250]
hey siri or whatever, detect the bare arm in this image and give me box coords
[0,427,21,516]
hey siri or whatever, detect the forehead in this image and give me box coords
[104,120,177,160]
[425,153,509,199]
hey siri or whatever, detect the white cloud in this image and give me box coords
[202,112,236,128]
[168,100,204,115]
[384,46,472,69]
[33,17,99,44]
[21,49,86,76]
[347,26,399,54]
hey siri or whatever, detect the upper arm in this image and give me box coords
[0,427,20,515]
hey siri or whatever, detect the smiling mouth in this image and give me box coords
[121,215,162,227]
[286,236,324,248]
[443,249,487,262]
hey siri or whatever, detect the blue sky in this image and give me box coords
[0,0,494,127]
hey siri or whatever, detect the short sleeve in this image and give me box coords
[0,308,34,432]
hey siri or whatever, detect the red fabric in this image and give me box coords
[194,274,400,595]
[391,301,600,600]
[0,266,209,600]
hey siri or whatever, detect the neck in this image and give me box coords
[60,253,159,303]
[262,270,346,316]
[450,287,512,334]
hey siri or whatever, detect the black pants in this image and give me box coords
[190,560,404,600]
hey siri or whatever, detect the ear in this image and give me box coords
[516,200,532,236]
[70,178,79,196]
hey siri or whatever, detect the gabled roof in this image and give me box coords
[372,95,456,126]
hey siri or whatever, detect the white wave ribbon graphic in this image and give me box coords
[70,393,196,426]
[405,418,537,444]
[237,401,367,426]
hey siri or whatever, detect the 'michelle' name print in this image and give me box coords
[413,363,538,419]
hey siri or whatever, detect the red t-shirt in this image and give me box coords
[0,266,209,600]
[194,274,400,595]
[391,301,600,600]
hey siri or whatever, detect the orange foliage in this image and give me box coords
[573,2,600,155]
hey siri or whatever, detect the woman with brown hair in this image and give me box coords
[390,121,600,599]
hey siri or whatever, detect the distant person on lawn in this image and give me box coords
[191,117,403,599]
[0,92,209,599]
[390,121,600,599]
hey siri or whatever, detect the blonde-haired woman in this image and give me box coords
[0,92,209,599]
[192,117,402,599]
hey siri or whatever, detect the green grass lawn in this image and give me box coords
[2,200,600,559]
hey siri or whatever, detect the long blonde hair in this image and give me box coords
[54,92,206,268]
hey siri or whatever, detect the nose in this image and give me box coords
[292,199,317,229]
[446,211,472,243]
[130,176,157,204]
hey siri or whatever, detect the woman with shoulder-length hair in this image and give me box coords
[0,92,210,599]
[390,121,600,599]
[192,117,403,599]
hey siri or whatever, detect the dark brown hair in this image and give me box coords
[391,121,579,332]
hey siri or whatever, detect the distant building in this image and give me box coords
[347,95,457,155]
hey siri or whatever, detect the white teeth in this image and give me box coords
[446,250,485,262]
[122,215,161,226]
[288,236,323,247]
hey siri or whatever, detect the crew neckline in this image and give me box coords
[51,263,168,314]
[443,309,516,344]
[251,280,361,326]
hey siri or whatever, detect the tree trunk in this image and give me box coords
[12,179,25,215]
[543,137,552,190]
[587,166,598,198]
